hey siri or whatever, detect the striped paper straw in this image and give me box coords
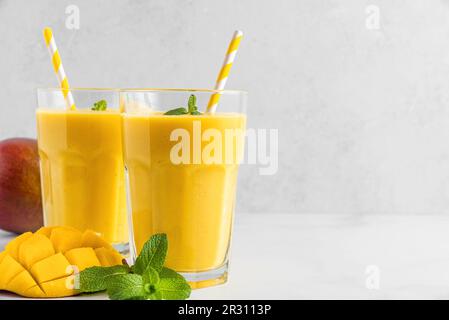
[43,27,76,110]
[206,30,243,113]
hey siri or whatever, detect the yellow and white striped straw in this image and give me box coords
[206,30,243,113]
[43,27,76,110]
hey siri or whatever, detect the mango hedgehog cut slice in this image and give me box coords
[0,226,124,298]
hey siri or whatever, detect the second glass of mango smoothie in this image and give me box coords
[121,89,247,288]
[36,88,128,248]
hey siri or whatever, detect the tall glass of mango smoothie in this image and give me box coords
[36,88,128,249]
[121,89,247,288]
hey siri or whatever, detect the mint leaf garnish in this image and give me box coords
[147,290,162,300]
[187,94,202,115]
[164,107,188,115]
[164,94,202,115]
[91,99,107,111]
[187,94,196,114]
[157,267,191,300]
[78,233,191,300]
[133,233,167,274]
[142,266,161,300]
[78,265,130,293]
[106,274,145,300]
[142,265,160,285]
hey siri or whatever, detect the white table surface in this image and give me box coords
[2,213,449,300]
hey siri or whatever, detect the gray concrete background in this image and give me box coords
[2,0,449,214]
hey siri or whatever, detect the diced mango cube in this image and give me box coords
[40,277,77,298]
[95,247,123,267]
[35,226,54,238]
[30,252,73,284]
[5,232,32,260]
[65,247,101,272]
[82,230,113,249]
[50,227,83,253]
[19,234,55,269]
[0,255,26,289]
[94,247,109,266]
[23,285,45,298]
[6,270,39,297]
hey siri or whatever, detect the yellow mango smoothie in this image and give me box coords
[122,113,246,275]
[36,108,128,245]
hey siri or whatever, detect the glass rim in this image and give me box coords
[36,87,120,93]
[120,88,248,95]
[37,87,248,95]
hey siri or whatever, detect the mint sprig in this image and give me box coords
[133,233,167,274]
[91,99,107,111]
[157,267,192,300]
[142,266,162,300]
[187,94,201,115]
[164,94,202,115]
[106,274,146,300]
[77,233,191,300]
[164,107,188,115]
[79,265,130,293]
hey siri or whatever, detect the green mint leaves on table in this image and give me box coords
[156,267,192,300]
[164,94,202,115]
[105,274,146,300]
[77,233,191,300]
[79,265,130,293]
[133,233,167,274]
[91,99,107,111]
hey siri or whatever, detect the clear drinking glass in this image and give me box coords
[36,88,128,250]
[120,89,247,288]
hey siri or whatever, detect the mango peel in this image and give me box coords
[0,226,123,298]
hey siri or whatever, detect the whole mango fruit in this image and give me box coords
[0,138,43,233]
